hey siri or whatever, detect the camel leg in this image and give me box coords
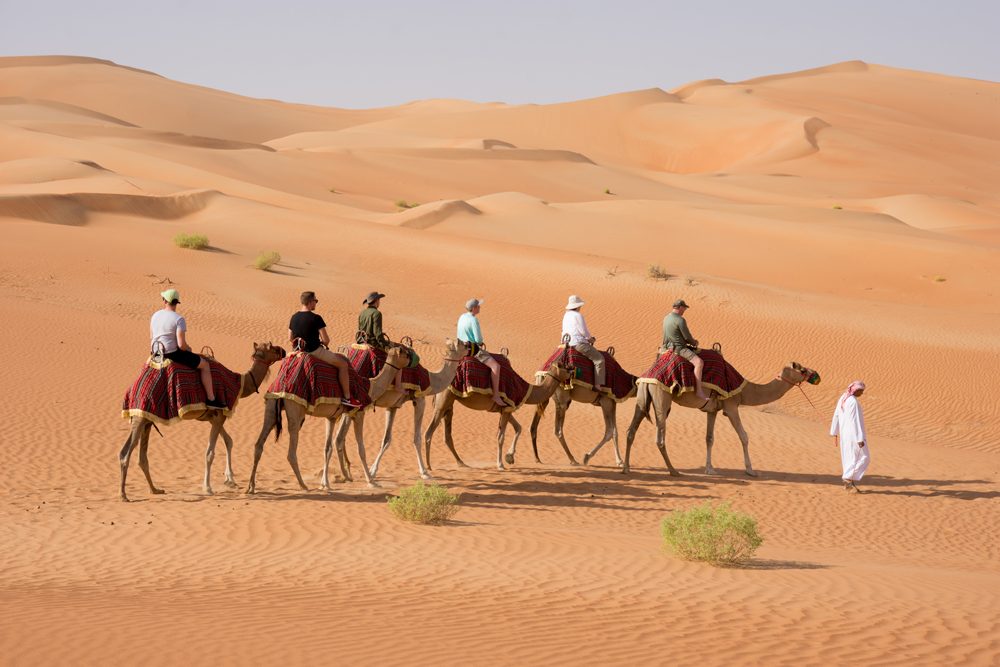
[621,401,649,475]
[583,399,619,466]
[423,393,450,471]
[322,415,351,489]
[118,422,143,502]
[285,411,308,491]
[724,405,757,477]
[442,403,467,467]
[704,410,720,475]
[411,398,432,480]
[504,413,522,466]
[609,401,623,468]
[369,407,396,481]
[496,412,510,470]
[529,399,547,464]
[204,417,223,495]
[137,422,164,495]
[220,423,237,488]
[352,414,379,488]
[552,394,579,466]
[247,400,279,494]
[652,396,680,476]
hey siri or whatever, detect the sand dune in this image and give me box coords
[1,55,998,666]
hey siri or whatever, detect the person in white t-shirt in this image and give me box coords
[561,295,605,389]
[150,289,225,409]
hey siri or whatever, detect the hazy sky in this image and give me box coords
[1,0,997,108]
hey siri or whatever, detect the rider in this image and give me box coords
[562,295,605,389]
[150,289,225,408]
[457,298,505,408]
[289,291,362,409]
[660,299,708,401]
[358,290,403,392]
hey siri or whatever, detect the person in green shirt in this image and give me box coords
[358,291,405,392]
[660,299,708,401]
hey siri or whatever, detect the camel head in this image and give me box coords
[385,345,408,369]
[544,359,574,385]
[253,341,288,365]
[786,361,821,385]
[443,337,462,357]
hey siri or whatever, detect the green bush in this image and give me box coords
[395,199,419,209]
[173,233,209,250]
[254,251,281,271]
[387,482,460,524]
[660,502,763,566]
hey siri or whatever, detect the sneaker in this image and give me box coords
[341,397,363,409]
[205,397,227,409]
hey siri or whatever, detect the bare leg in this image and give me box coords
[197,357,217,402]
[724,406,756,477]
[691,354,708,401]
[137,422,164,494]
[704,410,719,475]
[485,357,505,407]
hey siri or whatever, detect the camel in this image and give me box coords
[529,380,631,468]
[423,359,573,471]
[118,342,286,502]
[245,346,406,494]
[617,361,819,477]
[332,339,463,483]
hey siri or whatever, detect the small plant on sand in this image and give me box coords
[832,204,843,210]
[604,188,614,195]
[606,265,620,278]
[395,199,419,210]
[254,251,281,271]
[661,502,763,566]
[173,233,209,250]
[329,187,339,194]
[388,482,460,525]
[932,275,947,283]
[647,264,672,281]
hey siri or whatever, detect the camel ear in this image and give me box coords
[791,361,801,371]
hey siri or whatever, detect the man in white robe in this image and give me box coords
[562,295,605,389]
[830,380,870,492]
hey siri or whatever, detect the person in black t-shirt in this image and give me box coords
[289,291,360,408]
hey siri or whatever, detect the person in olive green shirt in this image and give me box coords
[660,299,708,401]
[359,291,406,392]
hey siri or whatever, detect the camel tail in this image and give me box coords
[637,383,653,424]
[273,399,283,441]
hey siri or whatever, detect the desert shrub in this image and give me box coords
[832,204,843,210]
[254,251,281,271]
[395,199,419,209]
[647,264,672,281]
[387,482,460,525]
[932,275,947,282]
[660,502,763,566]
[604,188,614,195]
[174,233,209,250]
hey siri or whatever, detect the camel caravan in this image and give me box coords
[120,290,820,501]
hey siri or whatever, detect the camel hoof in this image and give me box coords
[366,481,381,489]
[224,479,237,488]
[615,461,624,469]
[246,486,256,495]
[705,467,719,475]
[582,453,592,465]
[457,462,470,469]
[620,468,630,475]
[745,469,758,478]
[497,465,506,471]
[504,453,514,465]
[420,473,433,481]
[568,459,580,466]
[669,470,681,477]
[151,487,165,495]
[204,487,214,496]
[120,495,131,503]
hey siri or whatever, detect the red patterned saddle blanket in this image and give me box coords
[265,352,372,413]
[536,346,636,402]
[638,349,746,398]
[449,353,529,408]
[122,357,242,424]
[347,344,431,395]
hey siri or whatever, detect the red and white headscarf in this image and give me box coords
[839,380,866,409]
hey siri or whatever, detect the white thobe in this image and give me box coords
[830,395,870,481]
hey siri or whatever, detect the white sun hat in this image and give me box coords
[565,295,585,310]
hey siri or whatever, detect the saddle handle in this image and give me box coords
[605,345,616,357]
[400,335,414,349]
[561,333,571,347]
[712,342,723,354]
[355,330,367,345]
[151,340,166,363]
[200,345,216,360]
[292,337,307,353]
[500,346,510,358]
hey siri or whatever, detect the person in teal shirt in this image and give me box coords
[457,298,504,407]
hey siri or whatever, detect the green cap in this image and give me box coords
[161,289,181,304]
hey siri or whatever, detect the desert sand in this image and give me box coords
[1,56,998,665]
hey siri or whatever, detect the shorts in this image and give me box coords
[164,349,203,369]
[674,347,698,361]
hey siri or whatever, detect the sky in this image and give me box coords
[1,0,997,108]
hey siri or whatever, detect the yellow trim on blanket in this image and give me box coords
[264,391,374,416]
[636,377,747,400]
[533,372,636,403]
[121,401,236,426]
